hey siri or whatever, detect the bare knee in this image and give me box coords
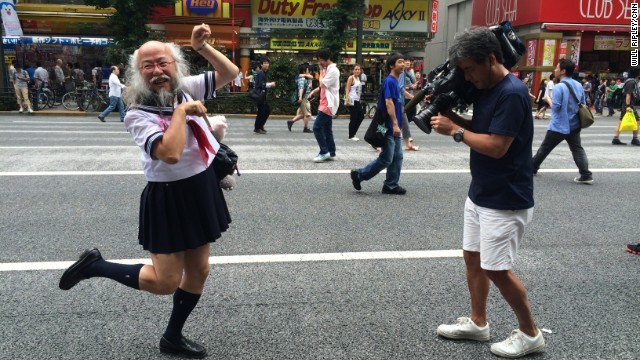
[154,274,182,295]
[484,269,511,285]
[184,263,210,284]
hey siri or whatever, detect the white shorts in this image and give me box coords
[463,197,533,271]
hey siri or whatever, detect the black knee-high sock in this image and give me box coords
[164,288,202,341]
[81,259,144,290]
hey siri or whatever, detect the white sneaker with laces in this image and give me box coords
[313,153,330,162]
[436,317,490,341]
[490,329,545,358]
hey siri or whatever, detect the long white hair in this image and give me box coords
[124,42,191,106]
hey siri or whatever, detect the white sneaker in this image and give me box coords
[18,108,24,113]
[313,153,330,162]
[27,108,34,114]
[348,137,359,141]
[490,329,545,358]
[327,154,336,161]
[436,317,490,341]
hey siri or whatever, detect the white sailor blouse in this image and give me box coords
[124,71,219,182]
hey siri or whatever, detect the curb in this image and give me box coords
[0,111,346,119]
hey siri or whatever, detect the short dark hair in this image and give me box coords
[260,57,270,65]
[558,59,575,77]
[449,27,504,65]
[298,63,309,74]
[386,52,404,72]
[316,48,333,61]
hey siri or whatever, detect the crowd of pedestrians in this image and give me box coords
[7,21,629,359]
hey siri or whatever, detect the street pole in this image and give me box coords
[355,0,364,65]
[0,16,8,95]
[231,0,236,92]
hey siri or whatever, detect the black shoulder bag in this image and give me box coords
[363,87,389,148]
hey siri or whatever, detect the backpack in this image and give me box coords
[94,68,104,84]
[290,77,306,105]
[624,78,640,105]
[49,68,57,82]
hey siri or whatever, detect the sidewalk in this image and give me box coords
[0,109,333,119]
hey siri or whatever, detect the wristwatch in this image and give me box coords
[453,128,465,143]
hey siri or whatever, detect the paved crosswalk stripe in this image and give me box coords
[0,250,463,271]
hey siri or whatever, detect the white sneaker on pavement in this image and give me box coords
[436,317,490,341]
[313,153,330,162]
[490,329,545,358]
[18,108,24,113]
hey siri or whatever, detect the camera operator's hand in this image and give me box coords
[430,112,459,136]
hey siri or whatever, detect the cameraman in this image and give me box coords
[430,28,545,358]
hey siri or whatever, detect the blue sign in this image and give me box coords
[2,36,113,47]
[186,0,218,15]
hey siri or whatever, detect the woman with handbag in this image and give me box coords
[534,77,550,119]
[345,65,364,141]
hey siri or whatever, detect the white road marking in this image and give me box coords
[0,146,134,149]
[0,249,463,272]
[0,168,639,176]
[0,130,125,134]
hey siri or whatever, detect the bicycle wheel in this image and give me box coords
[45,90,55,108]
[53,89,63,106]
[62,92,79,111]
[78,93,91,112]
[34,93,48,111]
[367,104,377,119]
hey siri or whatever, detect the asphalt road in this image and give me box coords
[0,112,639,360]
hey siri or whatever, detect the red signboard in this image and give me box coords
[431,0,439,33]
[471,0,637,27]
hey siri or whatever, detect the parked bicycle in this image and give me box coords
[360,93,378,119]
[77,82,108,112]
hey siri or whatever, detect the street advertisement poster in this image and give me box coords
[271,38,392,52]
[542,39,556,67]
[1,0,23,36]
[594,35,632,51]
[560,36,581,66]
[252,0,430,32]
[526,39,537,67]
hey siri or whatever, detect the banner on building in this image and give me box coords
[270,38,392,52]
[560,36,581,66]
[253,0,430,32]
[542,39,556,67]
[594,35,632,51]
[1,0,23,36]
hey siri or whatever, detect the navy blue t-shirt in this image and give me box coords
[468,73,534,210]
[378,75,403,133]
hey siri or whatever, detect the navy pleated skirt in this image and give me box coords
[138,165,231,254]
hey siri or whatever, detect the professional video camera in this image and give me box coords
[405,21,526,134]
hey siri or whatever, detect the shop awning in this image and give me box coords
[542,23,630,33]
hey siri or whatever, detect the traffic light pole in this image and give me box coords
[355,0,364,65]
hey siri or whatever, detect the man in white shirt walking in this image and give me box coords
[308,48,340,162]
[98,66,127,122]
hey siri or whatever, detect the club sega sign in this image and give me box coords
[186,0,219,15]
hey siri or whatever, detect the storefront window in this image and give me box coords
[16,0,89,4]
